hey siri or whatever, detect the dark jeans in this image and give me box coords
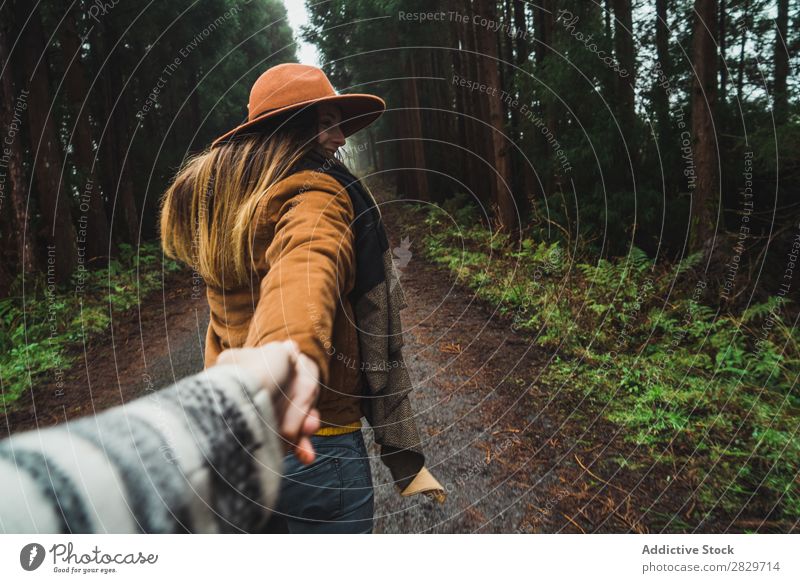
[264,430,374,533]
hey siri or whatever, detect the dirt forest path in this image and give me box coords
[6,187,666,534]
[369,203,555,533]
[367,200,607,533]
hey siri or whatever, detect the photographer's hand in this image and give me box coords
[217,340,320,464]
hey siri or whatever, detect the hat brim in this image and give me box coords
[211,93,385,148]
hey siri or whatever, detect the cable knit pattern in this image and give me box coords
[0,365,283,533]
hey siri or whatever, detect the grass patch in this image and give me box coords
[0,243,183,412]
[408,198,800,523]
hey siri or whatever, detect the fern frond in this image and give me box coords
[674,251,703,276]
[741,296,783,324]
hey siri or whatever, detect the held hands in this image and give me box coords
[275,344,321,465]
[216,340,321,464]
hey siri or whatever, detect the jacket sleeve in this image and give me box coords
[0,364,285,533]
[244,172,356,387]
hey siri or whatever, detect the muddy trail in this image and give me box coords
[6,186,776,534]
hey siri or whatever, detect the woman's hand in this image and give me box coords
[278,349,321,465]
[216,340,320,464]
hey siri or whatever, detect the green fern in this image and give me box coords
[673,250,703,276]
[412,201,800,523]
[625,246,651,273]
[741,296,784,323]
[1,243,183,413]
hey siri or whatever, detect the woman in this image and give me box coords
[160,63,444,534]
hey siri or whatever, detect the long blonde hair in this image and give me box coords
[160,113,318,289]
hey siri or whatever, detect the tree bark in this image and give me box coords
[190,70,203,137]
[93,18,139,245]
[612,0,636,139]
[459,0,492,211]
[655,0,671,142]
[533,0,555,199]
[18,3,78,282]
[689,0,719,253]
[510,0,533,227]
[774,0,789,122]
[399,55,429,201]
[0,8,38,275]
[719,0,727,104]
[533,0,552,67]
[736,0,749,100]
[417,51,443,202]
[367,127,378,170]
[391,112,409,196]
[513,0,530,64]
[474,0,517,239]
[498,0,514,97]
[60,8,113,264]
[451,20,478,204]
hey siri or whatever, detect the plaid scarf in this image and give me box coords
[289,149,442,497]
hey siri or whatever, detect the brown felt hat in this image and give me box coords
[211,63,385,148]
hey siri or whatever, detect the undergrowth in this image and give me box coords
[0,243,182,412]
[411,196,799,525]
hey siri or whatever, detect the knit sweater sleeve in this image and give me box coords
[244,171,356,387]
[0,365,284,533]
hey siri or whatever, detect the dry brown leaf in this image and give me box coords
[439,342,462,354]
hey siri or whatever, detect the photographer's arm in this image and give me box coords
[0,342,297,533]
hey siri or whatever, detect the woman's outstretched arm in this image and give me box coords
[244,170,356,391]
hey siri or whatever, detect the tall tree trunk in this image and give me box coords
[690,0,719,253]
[0,8,38,275]
[534,0,552,67]
[498,0,514,97]
[0,218,15,295]
[460,0,492,212]
[474,0,516,239]
[94,19,139,245]
[612,0,636,140]
[428,51,454,201]
[436,50,455,156]
[608,0,638,202]
[510,0,533,227]
[18,4,77,282]
[534,0,556,200]
[190,70,203,136]
[655,0,672,143]
[719,0,728,104]
[654,0,677,201]
[61,8,113,264]
[736,0,749,100]
[400,55,429,201]
[392,112,410,196]
[367,127,378,170]
[513,0,530,64]
[451,20,479,206]
[103,93,140,244]
[774,0,789,122]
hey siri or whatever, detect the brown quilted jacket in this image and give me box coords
[203,169,364,427]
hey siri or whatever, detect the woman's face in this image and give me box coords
[316,103,346,157]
